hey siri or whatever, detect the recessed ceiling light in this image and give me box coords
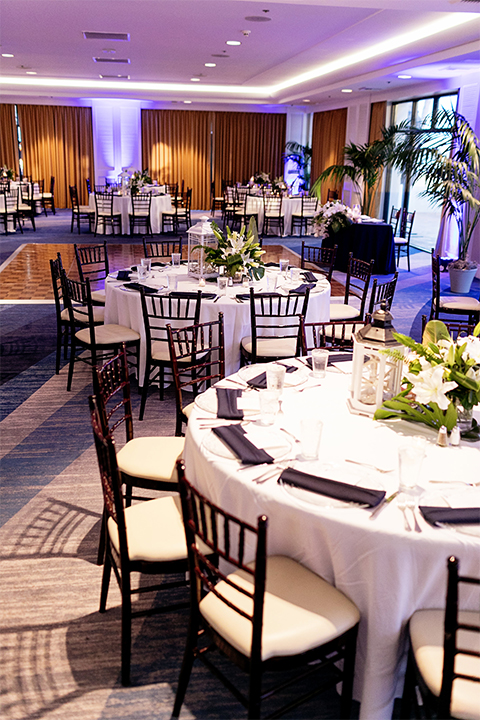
[184,100,192,104]
[226,40,241,46]
[341,88,353,93]
[191,77,200,82]
[398,74,412,79]
[99,74,130,79]
[205,63,216,68]
[2,53,14,58]
[303,99,310,103]
[93,57,130,64]
[83,31,130,42]
[26,71,37,75]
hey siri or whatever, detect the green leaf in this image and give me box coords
[422,320,450,345]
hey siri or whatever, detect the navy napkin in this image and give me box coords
[124,283,158,294]
[151,261,166,267]
[303,352,353,370]
[235,293,251,301]
[279,468,385,507]
[130,265,138,271]
[216,388,244,420]
[302,271,317,282]
[168,291,216,300]
[290,283,315,295]
[212,425,274,465]
[117,270,131,281]
[419,506,480,526]
[265,262,279,267]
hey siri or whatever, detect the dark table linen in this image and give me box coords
[322,222,395,274]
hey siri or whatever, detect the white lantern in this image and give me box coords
[187,216,218,279]
[347,304,405,416]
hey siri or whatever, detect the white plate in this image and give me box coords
[202,427,291,461]
[195,386,259,416]
[238,363,308,387]
[280,460,382,509]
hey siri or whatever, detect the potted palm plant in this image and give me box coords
[391,110,480,294]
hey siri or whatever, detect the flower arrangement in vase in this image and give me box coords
[1,165,15,180]
[374,319,480,438]
[129,169,152,195]
[313,201,361,239]
[201,218,266,281]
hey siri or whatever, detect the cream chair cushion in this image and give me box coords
[439,296,480,313]
[76,324,140,345]
[90,288,106,305]
[183,402,195,419]
[116,436,184,482]
[151,342,208,363]
[410,609,480,720]
[241,336,297,357]
[200,555,360,661]
[66,306,105,324]
[329,303,361,321]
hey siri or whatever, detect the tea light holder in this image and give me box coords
[187,216,218,279]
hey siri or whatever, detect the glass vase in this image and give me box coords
[454,399,474,433]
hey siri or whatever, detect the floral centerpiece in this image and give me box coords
[374,320,480,438]
[252,171,270,187]
[272,175,288,194]
[1,165,15,180]
[201,218,266,280]
[313,201,361,239]
[129,169,152,195]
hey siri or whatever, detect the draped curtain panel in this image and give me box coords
[212,112,286,195]
[311,108,348,204]
[17,105,94,208]
[142,109,212,211]
[368,101,387,217]
[0,104,19,177]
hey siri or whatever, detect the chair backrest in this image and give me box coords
[165,183,178,197]
[3,189,17,212]
[225,186,237,209]
[248,288,309,360]
[35,179,44,194]
[74,241,109,285]
[62,272,94,331]
[167,315,225,436]
[264,195,283,215]
[368,271,398,315]
[140,290,202,362]
[301,317,370,353]
[50,255,66,321]
[95,191,114,214]
[177,461,268,663]
[69,185,80,211]
[389,206,401,233]
[143,237,183,259]
[95,345,134,444]
[20,182,33,204]
[183,187,192,210]
[49,176,55,194]
[439,556,480,717]
[301,195,318,216]
[421,315,476,340]
[131,193,152,215]
[344,253,374,318]
[300,243,337,283]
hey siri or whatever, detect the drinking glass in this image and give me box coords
[398,437,426,492]
[171,253,181,267]
[217,276,227,295]
[300,419,323,460]
[267,274,278,292]
[279,259,289,277]
[259,390,280,426]
[167,273,178,291]
[141,257,152,276]
[311,348,328,378]
[138,264,148,281]
[266,365,286,396]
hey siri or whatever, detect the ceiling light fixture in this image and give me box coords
[226,40,241,46]
[190,77,200,82]
[398,74,412,79]
[184,100,192,104]
[26,71,37,75]
[342,88,353,93]
[83,31,130,42]
[2,53,14,58]
[204,63,216,67]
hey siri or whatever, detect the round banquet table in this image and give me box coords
[182,363,480,719]
[322,221,396,274]
[104,265,330,383]
[243,195,303,236]
[88,192,173,235]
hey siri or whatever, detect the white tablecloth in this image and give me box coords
[88,193,173,234]
[183,367,480,719]
[242,196,303,236]
[105,266,330,382]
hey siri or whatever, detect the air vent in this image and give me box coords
[99,74,130,79]
[84,31,130,41]
[211,54,229,58]
[244,16,271,22]
[93,57,130,64]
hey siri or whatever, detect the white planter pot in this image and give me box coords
[448,266,477,294]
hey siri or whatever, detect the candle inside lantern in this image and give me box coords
[199,278,206,287]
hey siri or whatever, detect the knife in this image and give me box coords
[369,491,398,519]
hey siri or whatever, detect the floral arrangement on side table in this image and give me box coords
[129,169,152,195]
[313,201,361,239]
[201,218,266,280]
[374,320,480,438]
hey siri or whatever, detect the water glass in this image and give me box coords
[279,258,289,277]
[311,348,328,378]
[141,257,152,275]
[138,264,148,281]
[398,437,426,492]
[217,275,227,295]
[259,390,280,426]
[167,273,178,291]
[266,365,286,396]
[267,274,278,292]
[171,252,181,267]
[300,419,323,460]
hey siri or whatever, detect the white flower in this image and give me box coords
[466,366,480,383]
[405,365,458,410]
[461,335,480,364]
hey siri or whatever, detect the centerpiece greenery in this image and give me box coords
[129,169,152,195]
[252,171,271,187]
[313,201,361,239]
[1,165,15,180]
[202,218,266,280]
[374,319,480,438]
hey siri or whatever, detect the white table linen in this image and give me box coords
[105,266,330,382]
[242,196,303,236]
[88,192,173,234]
[183,366,480,719]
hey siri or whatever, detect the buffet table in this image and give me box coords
[105,265,330,382]
[88,192,173,234]
[183,364,480,719]
[322,222,396,274]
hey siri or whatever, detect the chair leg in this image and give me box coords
[121,583,132,686]
[407,246,411,272]
[139,373,150,421]
[247,665,262,719]
[339,630,357,719]
[96,506,107,565]
[172,619,198,718]
[159,365,165,401]
[99,551,112,612]
[55,329,62,375]
[66,336,77,391]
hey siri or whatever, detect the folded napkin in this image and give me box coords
[151,261,166,267]
[130,265,138,271]
[116,270,131,281]
[289,283,315,294]
[212,424,274,465]
[304,352,352,370]
[279,468,385,507]
[216,388,243,420]
[302,271,317,283]
[124,283,158,294]
[168,291,216,300]
[419,506,480,526]
[265,262,279,267]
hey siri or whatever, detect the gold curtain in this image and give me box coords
[368,101,387,217]
[17,105,94,207]
[0,104,19,176]
[212,111,286,194]
[142,109,212,210]
[311,108,347,204]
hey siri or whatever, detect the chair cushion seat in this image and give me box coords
[42,192,53,198]
[90,289,106,304]
[200,555,360,661]
[76,323,140,346]
[117,436,184,482]
[241,336,297,358]
[394,237,408,245]
[439,296,480,312]
[329,303,361,321]
[98,211,121,218]
[18,203,32,211]
[69,305,105,324]
[151,342,207,363]
[74,205,93,214]
[410,609,480,720]
[130,211,150,217]
[108,495,187,562]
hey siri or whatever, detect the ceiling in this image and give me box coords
[1,0,479,108]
